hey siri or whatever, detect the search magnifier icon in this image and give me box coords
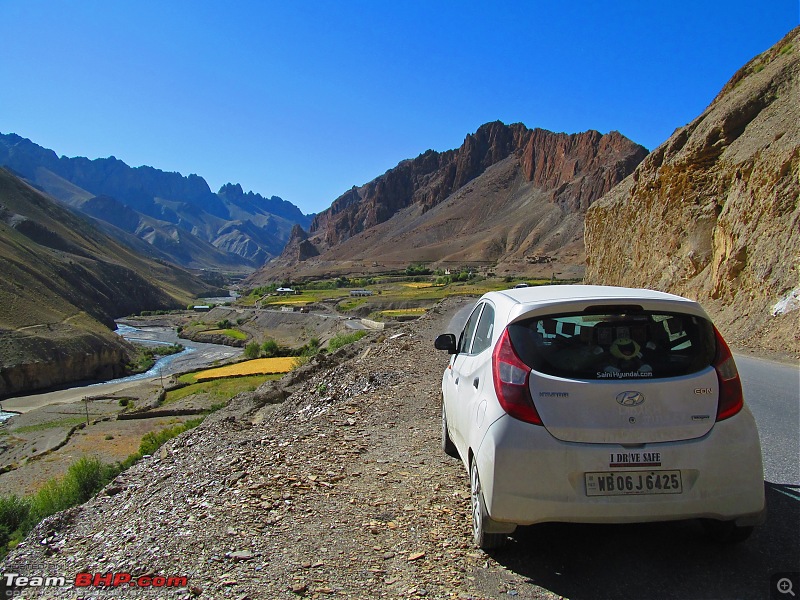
[778,578,796,596]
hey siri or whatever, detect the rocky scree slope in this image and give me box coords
[3,297,563,599]
[255,121,647,282]
[585,27,800,356]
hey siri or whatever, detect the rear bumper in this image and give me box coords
[474,409,766,527]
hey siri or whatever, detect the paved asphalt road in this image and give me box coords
[738,355,800,486]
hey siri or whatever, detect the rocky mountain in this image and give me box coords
[252,121,647,283]
[276,224,321,266]
[0,168,219,398]
[585,27,800,356]
[76,194,247,269]
[0,135,314,270]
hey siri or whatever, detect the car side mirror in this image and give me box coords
[434,333,458,354]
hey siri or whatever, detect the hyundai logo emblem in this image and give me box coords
[616,391,646,407]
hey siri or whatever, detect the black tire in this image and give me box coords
[702,519,754,543]
[470,460,509,549]
[441,402,459,458]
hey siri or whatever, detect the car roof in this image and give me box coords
[482,285,710,323]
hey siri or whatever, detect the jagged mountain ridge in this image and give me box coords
[0,134,314,270]
[74,194,248,269]
[585,27,800,355]
[0,167,220,397]
[254,122,647,282]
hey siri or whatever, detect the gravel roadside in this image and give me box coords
[3,296,559,600]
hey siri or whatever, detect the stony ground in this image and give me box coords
[3,297,561,600]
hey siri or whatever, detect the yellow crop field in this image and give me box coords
[194,357,296,381]
[380,308,427,316]
[402,282,436,288]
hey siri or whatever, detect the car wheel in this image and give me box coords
[702,519,754,543]
[470,460,508,549]
[441,402,458,458]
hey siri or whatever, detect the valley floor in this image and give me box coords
[4,296,557,599]
[2,296,795,600]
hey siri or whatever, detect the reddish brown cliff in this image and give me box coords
[249,122,646,285]
[308,122,647,251]
[269,224,320,270]
[585,28,800,355]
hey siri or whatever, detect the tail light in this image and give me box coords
[491,329,542,425]
[713,327,743,421]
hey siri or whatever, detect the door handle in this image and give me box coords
[473,377,479,389]
[454,377,459,385]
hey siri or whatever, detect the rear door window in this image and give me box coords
[471,304,495,354]
[458,304,482,354]
[507,308,716,379]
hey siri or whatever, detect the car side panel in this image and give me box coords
[459,351,492,454]
[442,355,461,453]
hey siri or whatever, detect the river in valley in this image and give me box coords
[0,323,243,416]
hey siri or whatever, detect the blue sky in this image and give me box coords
[1,1,797,214]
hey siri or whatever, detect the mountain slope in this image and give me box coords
[585,27,800,354]
[252,122,647,282]
[74,194,249,270]
[0,135,314,270]
[0,168,217,397]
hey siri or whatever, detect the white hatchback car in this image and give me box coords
[435,285,765,548]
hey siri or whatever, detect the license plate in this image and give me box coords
[585,470,682,496]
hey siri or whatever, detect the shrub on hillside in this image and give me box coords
[262,338,280,357]
[328,331,368,352]
[0,419,207,560]
[244,341,262,359]
[0,495,29,534]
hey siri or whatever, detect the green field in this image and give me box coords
[12,417,88,435]
[202,328,247,340]
[166,374,283,404]
[248,276,560,310]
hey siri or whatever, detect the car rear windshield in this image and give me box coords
[507,308,716,380]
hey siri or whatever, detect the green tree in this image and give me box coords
[244,341,261,359]
[405,264,431,276]
[261,339,280,357]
